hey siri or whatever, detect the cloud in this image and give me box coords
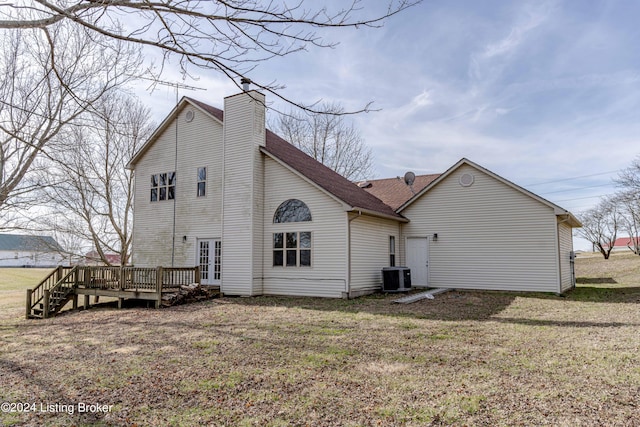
[469,2,556,83]
[482,3,552,59]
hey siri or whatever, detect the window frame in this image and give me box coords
[197,167,206,197]
[389,235,396,267]
[273,199,312,223]
[273,231,312,268]
[150,171,176,202]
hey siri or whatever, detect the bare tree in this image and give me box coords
[272,102,374,180]
[0,0,418,113]
[612,156,640,255]
[615,156,640,192]
[0,23,143,214]
[576,198,621,259]
[34,93,154,265]
[615,192,640,255]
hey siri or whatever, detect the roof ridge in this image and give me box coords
[363,173,441,183]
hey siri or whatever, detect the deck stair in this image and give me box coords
[26,265,204,319]
[393,288,451,304]
[27,266,79,319]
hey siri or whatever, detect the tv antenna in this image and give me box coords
[138,75,207,104]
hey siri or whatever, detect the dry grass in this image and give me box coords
[0,269,50,316]
[1,254,639,426]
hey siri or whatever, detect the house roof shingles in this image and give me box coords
[261,131,404,220]
[360,174,441,211]
[0,234,62,252]
[606,237,640,248]
[185,97,224,122]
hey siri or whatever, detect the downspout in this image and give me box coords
[346,210,362,299]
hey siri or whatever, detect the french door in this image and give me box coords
[198,239,221,285]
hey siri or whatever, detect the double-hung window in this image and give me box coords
[389,236,396,267]
[197,167,206,197]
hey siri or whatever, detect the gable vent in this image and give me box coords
[459,173,474,187]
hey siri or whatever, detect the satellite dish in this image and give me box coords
[404,171,416,186]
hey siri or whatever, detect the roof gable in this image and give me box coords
[128,97,224,168]
[0,234,63,252]
[397,158,582,227]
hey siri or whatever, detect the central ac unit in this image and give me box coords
[381,267,411,292]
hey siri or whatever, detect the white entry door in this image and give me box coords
[198,239,221,285]
[406,237,429,287]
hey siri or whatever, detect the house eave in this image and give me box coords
[348,207,409,223]
[556,212,582,228]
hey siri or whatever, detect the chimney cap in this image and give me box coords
[240,77,251,91]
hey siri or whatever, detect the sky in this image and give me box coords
[134,0,640,250]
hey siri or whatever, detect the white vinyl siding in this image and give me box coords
[132,106,224,268]
[349,214,401,295]
[263,157,347,298]
[558,221,574,292]
[0,250,64,267]
[401,164,560,293]
[221,92,265,296]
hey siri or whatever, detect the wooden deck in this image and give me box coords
[26,266,206,319]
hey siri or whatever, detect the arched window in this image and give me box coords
[273,199,312,223]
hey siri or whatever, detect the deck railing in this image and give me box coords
[81,266,200,291]
[162,267,200,289]
[27,266,75,317]
[27,265,201,318]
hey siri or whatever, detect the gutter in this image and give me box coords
[349,207,409,223]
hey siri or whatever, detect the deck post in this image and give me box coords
[84,294,90,309]
[72,267,78,310]
[194,266,201,285]
[56,266,63,282]
[26,289,32,319]
[83,267,91,288]
[43,290,50,319]
[119,266,125,291]
[155,266,163,309]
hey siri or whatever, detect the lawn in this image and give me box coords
[0,253,639,426]
[0,268,50,318]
